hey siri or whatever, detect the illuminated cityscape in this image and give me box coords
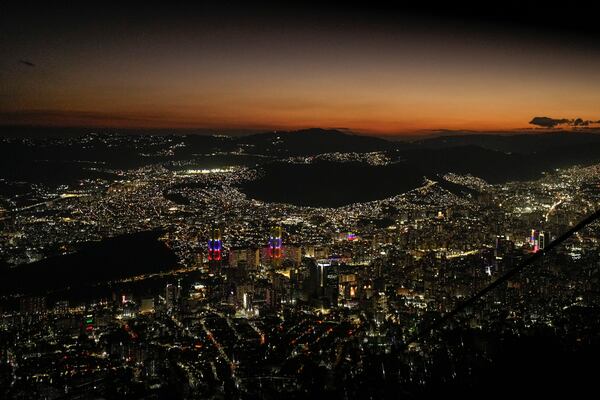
[2,3,600,399]
[1,128,600,398]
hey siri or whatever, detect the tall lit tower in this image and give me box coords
[269,226,283,267]
[530,229,537,246]
[539,231,546,250]
[208,227,222,271]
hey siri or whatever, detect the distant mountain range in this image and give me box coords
[237,128,392,156]
[2,126,600,205]
[416,131,600,154]
[2,125,600,155]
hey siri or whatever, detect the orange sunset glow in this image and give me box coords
[2,4,600,135]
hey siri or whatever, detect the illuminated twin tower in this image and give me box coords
[207,227,222,262]
[268,226,283,267]
[206,225,283,269]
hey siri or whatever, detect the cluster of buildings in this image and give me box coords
[1,135,600,398]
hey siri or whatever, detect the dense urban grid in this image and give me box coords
[1,131,600,399]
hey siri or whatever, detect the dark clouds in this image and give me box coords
[529,117,600,128]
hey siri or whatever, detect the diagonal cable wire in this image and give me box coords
[406,208,600,345]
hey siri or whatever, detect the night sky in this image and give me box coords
[2,3,600,135]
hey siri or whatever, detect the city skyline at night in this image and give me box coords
[2,3,600,399]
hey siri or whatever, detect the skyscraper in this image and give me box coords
[208,227,222,261]
[165,283,180,310]
[539,231,547,250]
[268,226,283,268]
[208,227,222,272]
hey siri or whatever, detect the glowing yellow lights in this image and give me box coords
[181,167,234,175]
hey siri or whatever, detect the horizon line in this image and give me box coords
[3,122,598,140]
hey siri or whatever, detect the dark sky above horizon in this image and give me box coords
[2,2,600,135]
